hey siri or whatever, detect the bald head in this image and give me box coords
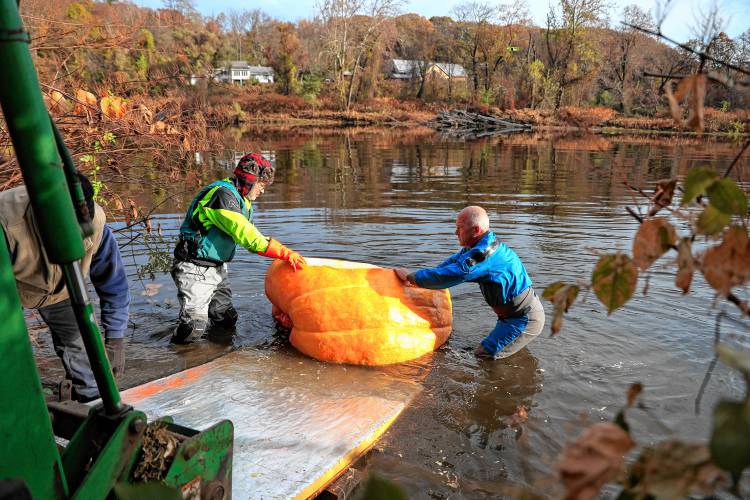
[455,206,490,247]
[458,206,490,231]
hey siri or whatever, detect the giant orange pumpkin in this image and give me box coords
[265,258,452,365]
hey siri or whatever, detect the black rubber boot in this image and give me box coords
[171,318,207,344]
[209,306,238,328]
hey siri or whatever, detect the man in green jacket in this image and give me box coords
[171,153,307,343]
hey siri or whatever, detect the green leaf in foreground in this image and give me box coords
[592,253,637,315]
[681,167,718,206]
[716,343,750,379]
[706,177,748,216]
[696,204,731,236]
[359,474,408,500]
[709,401,750,481]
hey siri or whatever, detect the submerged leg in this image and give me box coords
[480,295,545,360]
[208,264,238,328]
[171,261,221,343]
[39,299,99,401]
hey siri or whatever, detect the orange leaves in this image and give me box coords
[74,88,98,115]
[100,95,127,119]
[632,218,677,270]
[556,423,635,500]
[543,282,580,335]
[675,238,694,294]
[71,89,128,119]
[648,179,676,217]
[665,74,707,132]
[46,90,70,114]
[702,226,750,297]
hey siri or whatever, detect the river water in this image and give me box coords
[31,129,749,498]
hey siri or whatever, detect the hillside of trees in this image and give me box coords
[17,0,750,118]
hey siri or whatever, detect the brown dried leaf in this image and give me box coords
[627,441,728,498]
[702,226,750,296]
[141,283,162,297]
[676,237,694,294]
[687,74,706,132]
[665,74,707,132]
[157,223,163,236]
[74,88,97,115]
[627,383,643,407]
[112,197,124,211]
[100,96,127,119]
[145,217,152,234]
[128,199,138,222]
[551,304,565,336]
[649,179,677,216]
[505,406,529,427]
[557,422,635,500]
[632,218,677,270]
[138,104,153,124]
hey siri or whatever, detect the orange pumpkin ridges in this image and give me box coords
[265,258,452,366]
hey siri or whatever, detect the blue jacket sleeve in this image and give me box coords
[89,225,131,339]
[412,254,468,289]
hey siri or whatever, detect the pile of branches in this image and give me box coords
[430,109,532,139]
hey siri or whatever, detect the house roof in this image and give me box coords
[246,66,274,75]
[431,62,466,78]
[387,59,466,78]
[225,62,274,75]
[229,61,250,69]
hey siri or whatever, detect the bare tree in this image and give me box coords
[318,0,403,111]
[543,0,608,108]
[610,5,653,112]
[451,1,495,100]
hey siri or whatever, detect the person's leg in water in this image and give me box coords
[171,261,222,343]
[39,299,100,401]
[208,264,238,331]
[477,295,545,359]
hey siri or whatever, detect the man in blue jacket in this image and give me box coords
[0,173,130,401]
[395,206,544,359]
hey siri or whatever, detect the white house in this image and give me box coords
[214,61,275,85]
[385,59,467,81]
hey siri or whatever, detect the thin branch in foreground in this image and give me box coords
[623,22,750,77]
[722,139,750,178]
[695,310,726,414]
[642,71,750,89]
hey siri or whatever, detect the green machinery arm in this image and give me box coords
[0,1,232,497]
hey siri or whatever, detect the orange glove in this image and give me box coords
[259,238,307,271]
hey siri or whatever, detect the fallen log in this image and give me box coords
[431,109,532,137]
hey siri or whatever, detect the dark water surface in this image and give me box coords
[32,130,749,498]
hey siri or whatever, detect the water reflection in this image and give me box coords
[31,129,749,497]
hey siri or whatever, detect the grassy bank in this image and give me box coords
[205,86,749,136]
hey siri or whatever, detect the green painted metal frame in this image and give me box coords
[0,0,121,415]
[0,1,234,497]
[0,226,68,498]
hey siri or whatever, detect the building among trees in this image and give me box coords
[215,61,275,85]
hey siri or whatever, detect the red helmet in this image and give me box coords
[234,153,275,186]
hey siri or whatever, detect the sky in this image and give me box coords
[133,0,749,40]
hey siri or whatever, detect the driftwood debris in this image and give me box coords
[431,109,532,138]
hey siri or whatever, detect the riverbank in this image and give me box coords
[214,87,749,136]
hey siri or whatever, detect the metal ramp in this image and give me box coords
[120,349,422,498]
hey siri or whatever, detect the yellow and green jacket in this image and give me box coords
[175,178,269,266]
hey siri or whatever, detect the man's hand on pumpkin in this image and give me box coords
[394,268,416,286]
